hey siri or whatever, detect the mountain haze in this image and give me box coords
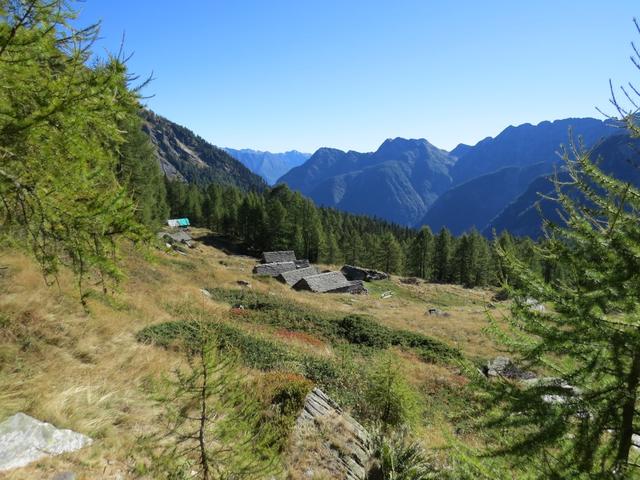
[224,148,310,185]
[420,162,554,235]
[414,117,620,234]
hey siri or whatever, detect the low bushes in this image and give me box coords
[205,288,460,362]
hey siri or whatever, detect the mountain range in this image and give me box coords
[224,148,310,185]
[277,138,457,226]
[486,133,640,237]
[140,109,636,239]
[276,118,620,229]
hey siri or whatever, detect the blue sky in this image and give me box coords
[80,1,639,153]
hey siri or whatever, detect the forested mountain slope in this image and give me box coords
[142,110,267,191]
[419,162,553,235]
[278,138,457,225]
[485,134,640,237]
[449,117,617,186]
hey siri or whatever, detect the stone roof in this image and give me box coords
[293,271,353,293]
[277,266,319,286]
[261,251,296,264]
[159,231,193,245]
[294,259,310,268]
[341,265,388,282]
[253,261,297,277]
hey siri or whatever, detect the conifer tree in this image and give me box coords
[433,228,454,283]
[377,231,404,274]
[147,320,276,479]
[408,226,434,279]
[484,30,640,474]
[0,0,148,297]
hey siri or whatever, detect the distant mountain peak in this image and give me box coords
[277,137,455,225]
[224,148,311,185]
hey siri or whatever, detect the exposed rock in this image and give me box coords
[484,356,536,380]
[521,377,581,404]
[277,266,319,286]
[261,250,296,264]
[426,308,448,317]
[524,297,546,312]
[341,265,388,282]
[293,271,366,294]
[0,413,92,472]
[53,472,76,480]
[253,261,297,276]
[289,388,371,480]
[380,291,393,299]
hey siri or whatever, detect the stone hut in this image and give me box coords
[341,265,388,282]
[261,251,296,264]
[277,266,319,286]
[293,271,368,294]
[159,230,194,248]
[253,261,297,277]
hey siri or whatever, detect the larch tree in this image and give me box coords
[483,20,640,477]
[0,0,150,299]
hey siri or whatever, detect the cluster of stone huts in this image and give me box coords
[253,251,388,294]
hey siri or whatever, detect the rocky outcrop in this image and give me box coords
[0,413,92,472]
[484,356,536,380]
[253,261,297,276]
[341,265,388,282]
[521,377,582,404]
[289,388,372,480]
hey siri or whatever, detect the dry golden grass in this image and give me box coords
[0,229,505,478]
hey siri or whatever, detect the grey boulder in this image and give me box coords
[0,412,92,472]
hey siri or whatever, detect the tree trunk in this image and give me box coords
[616,347,640,469]
[199,347,210,480]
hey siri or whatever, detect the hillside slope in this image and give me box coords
[0,231,501,478]
[419,162,553,235]
[486,134,640,237]
[142,110,267,191]
[224,148,310,185]
[278,138,457,225]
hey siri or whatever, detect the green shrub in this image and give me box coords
[255,371,314,451]
[368,427,438,480]
[338,315,392,349]
[203,288,461,363]
[363,353,421,428]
